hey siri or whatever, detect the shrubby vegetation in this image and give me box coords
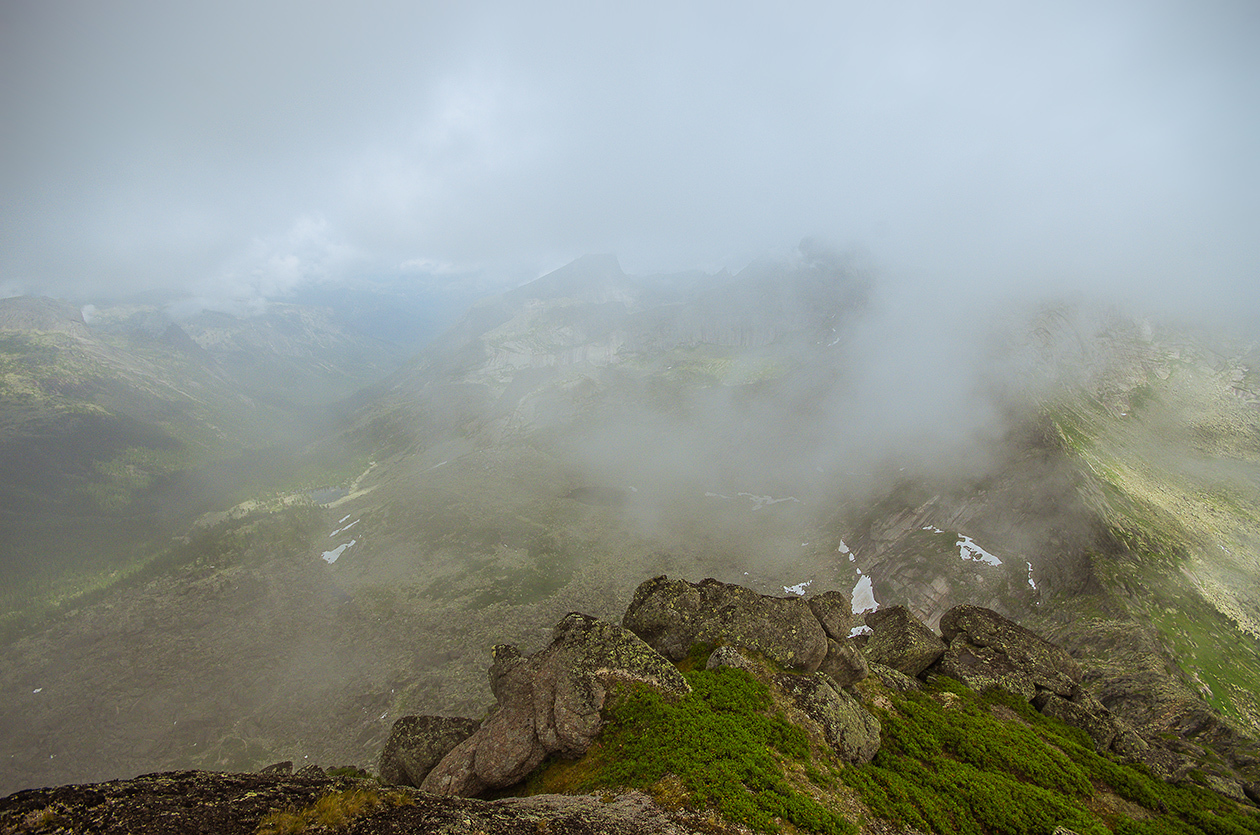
[522,657,1260,835]
[844,676,1260,835]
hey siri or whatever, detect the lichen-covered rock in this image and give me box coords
[773,672,881,764]
[258,761,292,775]
[1033,692,1116,752]
[0,771,704,834]
[378,715,481,787]
[705,645,761,676]
[818,638,869,687]
[808,590,855,641]
[935,605,1081,699]
[868,662,923,693]
[863,606,945,677]
[623,576,829,671]
[422,613,689,797]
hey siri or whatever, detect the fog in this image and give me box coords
[2,1,1258,321]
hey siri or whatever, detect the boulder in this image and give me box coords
[774,672,881,764]
[818,638,869,687]
[863,606,945,678]
[623,576,829,671]
[422,612,689,797]
[257,761,292,775]
[378,715,481,787]
[808,590,855,641]
[934,605,1081,699]
[705,645,761,676]
[868,662,923,693]
[1033,692,1116,752]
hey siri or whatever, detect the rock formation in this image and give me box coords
[622,576,830,670]
[420,612,689,797]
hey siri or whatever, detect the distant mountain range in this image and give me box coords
[0,253,1257,808]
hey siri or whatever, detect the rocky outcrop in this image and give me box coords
[421,613,689,797]
[863,606,946,677]
[819,638,869,687]
[378,715,480,787]
[0,771,703,835]
[934,604,1082,700]
[808,590,855,641]
[775,672,882,764]
[623,576,829,671]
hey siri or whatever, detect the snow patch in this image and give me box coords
[957,534,1002,566]
[337,514,351,524]
[852,575,879,614]
[321,539,357,564]
[329,518,360,537]
[849,625,872,638]
[32,688,42,694]
[784,580,812,596]
[1026,561,1038,590]
[837,540,850,555]
[737,493,800,511]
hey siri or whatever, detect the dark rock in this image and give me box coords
[623,576,829,671]
[863,606,945,678]
[808,590,855,641]
[868,662,923,693]
[294,764,325,778]
[0,770,705,834]
[935,605,1081,699]
[258,761,292,775]
[818,638,869,687]
[773,672,881,764]
[1033,691,1116,752]
[705,645,760,676]
[422,612,689,797]
[378,715,481,787]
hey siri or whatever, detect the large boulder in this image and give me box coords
[818,638,869,687]
[934,605,1082,700]
[378,715,481,787]
[808,590,855,641]
[623,576,829,671]
[774,672,881,764]
[863,606,945,678]
[1032,691,1116,753]
[422,613,689,797]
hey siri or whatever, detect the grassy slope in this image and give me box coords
[1044,339,1260,734]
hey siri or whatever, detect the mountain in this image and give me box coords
[0,252,1258,810]
[0,296,401,632]
[2,580,1258,835]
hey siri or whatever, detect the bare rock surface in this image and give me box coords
[863,606,945,677]
[819,638,870,687]
[377,715,480,787]
[0,770,705,834]
[422,612,688,797]
[623,575,829,671]
[935,604,1082,699]
[774,672,881,764]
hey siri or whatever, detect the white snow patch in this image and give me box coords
[705,491,733,500]
[1026,561,1038,590]
[849,625,872,638]
[321,539,357,564]
[32,688,42,694]
[427,460,448,470]
[852,575,879,613]
[922,525,944,533]
[957,535,1002,566]
[837,540,850,555]
[338,514,351,524]
[784,580,812,596]
[628,486,638,492]
[329,518,360,537]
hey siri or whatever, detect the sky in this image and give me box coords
[2,1,1258,318]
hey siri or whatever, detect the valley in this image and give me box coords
[1,254,1258,806]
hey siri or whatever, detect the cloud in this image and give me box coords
[1,1,1256,318]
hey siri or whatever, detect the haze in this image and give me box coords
[3,1,1258,320]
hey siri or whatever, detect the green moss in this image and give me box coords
[842,676,1260,835]
[525,666,853,834]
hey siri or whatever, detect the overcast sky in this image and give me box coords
[2,1,1258,317]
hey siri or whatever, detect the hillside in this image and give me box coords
[0,254,1258,808]
[2,578,1257,835]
